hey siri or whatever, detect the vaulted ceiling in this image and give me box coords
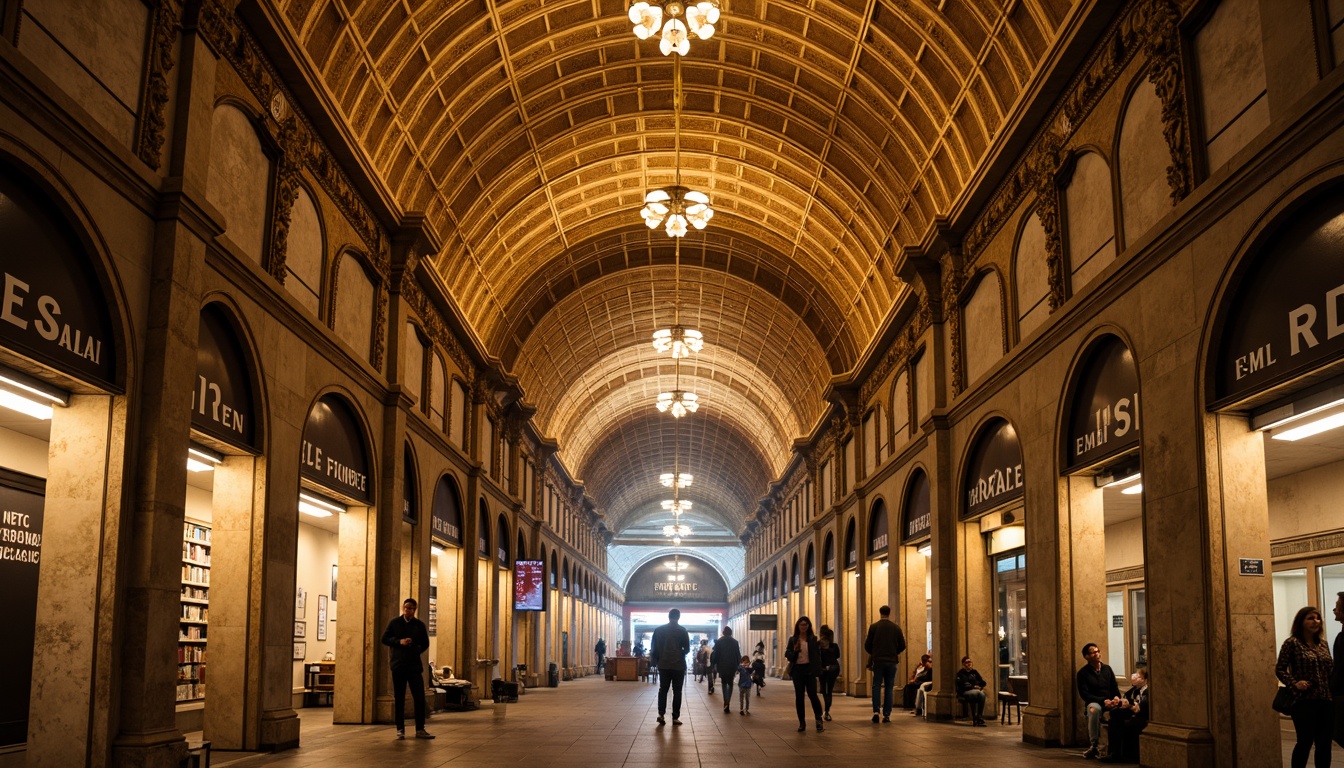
[272,0,1075,540]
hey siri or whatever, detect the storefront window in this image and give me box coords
[1272,569,1308,649]
[1130,588,1147,669]
[1106,591,1126,677]
[994,552,1027,692]
[1320,563,1344,646]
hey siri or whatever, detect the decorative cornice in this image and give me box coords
[264,116,306,282]
[400,275,474,377]
[135,0,181,170]
[963,1,1161,259]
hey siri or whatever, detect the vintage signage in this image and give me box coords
[430,475,462,545]
[823,535,835,576]
[1215,195,1344,404]
[805,547,816,584]
[845,522,857,569]
[193,305,257,450]
[963,419,1024,519]
[478,510,490,558]
[903,470,932,543]
[300,394,372,504]
[496,517,509,568]
[868,501,889,557]
[0,473,43,747]
[0,165,117,390]
[1064,336,1140,472]
[626,556,728,602]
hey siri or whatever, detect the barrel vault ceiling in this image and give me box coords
[270,0,1075,542]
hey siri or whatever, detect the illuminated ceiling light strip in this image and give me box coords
[186,445,223,473]
[0,389,53,420]
[1120,483,1144,495]
[0,372,68,405]
[1271,411,1344,441]
[299,491,346,518]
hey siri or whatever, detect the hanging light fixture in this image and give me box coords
[628,0,720,56]
[662,522,693,538]
[651,325,703,357]
[661,499,692,513]
[641,53,713,238]
[656,390,699,417]
[660,472,693,488]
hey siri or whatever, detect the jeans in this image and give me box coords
[738,686,751,712]
[915,681,932,715]
[1085,701,1104,744]
[718,670,734,702]
[820,669,839,713]
[959,689,986,719]
[391,666,427,731]
[1289,699,1333,768]
[792,666,824,725]
[657,668,685,717]
[872,662,897,716]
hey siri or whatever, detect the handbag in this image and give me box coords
[1272,686,1296,715]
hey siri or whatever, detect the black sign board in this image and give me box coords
[1064,336,1140,472]
[790,555,800,590]
[822,534,835,576]
[402,445,417,523]
[0,472,43,747]
[902,470,932,543]
[496,516,509,568]
[749,614,778,631]
[1239,558,1266,576]
[1215,194,1344,404]
[963,418,1024,520]
[0,163,117,389]
[805,546,816,584]
[478,509,490,558]
[868,500,889,557]
[300,394,372,504]
[626,556,728,602]
[430,475,462,545]
[193,305,257,450]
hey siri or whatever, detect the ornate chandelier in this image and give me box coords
[656,390,699,417]
[651,325,703,357]
[641,186,714,237]
[660,472,693,488]
[661,499,692,513]
[662,523,693,538]
[629,0,720,56]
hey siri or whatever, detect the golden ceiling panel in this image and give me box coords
[272,0,1073,533]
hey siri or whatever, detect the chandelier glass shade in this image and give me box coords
[659,472,693,488]
[641,186,713,237]
[628,0,719,56]
[651,325,703,357]
[662,523,693,538]
[656,390,698,417]
[661,499,692,513]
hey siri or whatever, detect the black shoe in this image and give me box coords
[1083,745,1099,759]
[816,722,824,732]
[823,712,831,721]
[797,724,807,732]
[657,715,665,725]
[883,715,891,723]
[395,730,405,740]
[872,713,880,723]
[414,730,435,739]
[672,718,682,726]
[724,705,730,713]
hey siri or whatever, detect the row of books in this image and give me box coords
[175,682,206,701]
[181,604,208,621]
[182,541,211,564]
[183,522,211,544]
[177,645,206,663]
[181,586,207,601]
[176,663,206,682]
[180,625,207,640]
[182,564,210,584]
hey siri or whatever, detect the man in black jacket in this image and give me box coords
[711,627,741,713]
[1333,592,1344,748]
[651,608,691,725]
[864,605,906,722]
[381,598,434,739]
[1077,642,1122,759]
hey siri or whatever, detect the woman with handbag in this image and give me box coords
[1276,605,1335,768]
[785,616,826,732]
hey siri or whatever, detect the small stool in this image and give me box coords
[998,691,1020,724]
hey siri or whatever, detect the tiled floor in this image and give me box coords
[207,675,1118,767]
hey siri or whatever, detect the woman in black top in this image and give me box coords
[1276,606,1334,768]
[955,655,989,726]
[817,625,842,721]
[785,616,826,732]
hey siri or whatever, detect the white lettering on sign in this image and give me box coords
[1233,344,1278,380]
[194,375,245,434]
[2,272,104,364]
[1289,283,1344,356]
[906,512,930,537]
[301,440,367,492]
[432,518,460,540]
[1074,393,1139,456]
[653,582,700,592]
[968,464,1023,507]
[871,532,888,551]
[0,509,40,564]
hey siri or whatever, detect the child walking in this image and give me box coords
[736,659,758,720]
[751,652,766,696]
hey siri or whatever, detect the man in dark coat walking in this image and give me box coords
[651,608,691,725]
[381,597,435,739]
[710,626,742,713]
[864,605,906,723]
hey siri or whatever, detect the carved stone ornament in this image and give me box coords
[269,91,289,121]
[941,256,964,397]
[265,117,308,283]
[1032,130,1067,311]
[1142,0,1194,202]
[135,0,182,171]
[372,282,388,371]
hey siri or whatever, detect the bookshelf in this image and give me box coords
[178,520,211,703]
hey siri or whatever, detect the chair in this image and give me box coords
[997,689,1019,724]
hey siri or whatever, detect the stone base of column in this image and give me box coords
[1139,722,1216,767]
[850,678,868,698]
[259,709,300,752]
[374,693,395,724]
[110,728,189,768]
[926,691,956,722]
[1022,705,1063,746]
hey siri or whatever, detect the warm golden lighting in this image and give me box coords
[656,390,699,417]
[651,325,704,357]
[628,0,719,56]
[641,186,714,237]
[660,472,693,488]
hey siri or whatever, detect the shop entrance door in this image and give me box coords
[994,551,1027,692]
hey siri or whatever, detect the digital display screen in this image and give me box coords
[514,560,545,611]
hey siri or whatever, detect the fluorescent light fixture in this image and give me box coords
[432,544,445,554]
[1120,483,1144,495]
[1255,395,1344,432]
[0,371,68,405]
[186,445,222,472]
[1272,411,1344,442]
[299,492,345,519]
[918,544,931,557]
[0,389,53,419]
[1101,471,1142,489]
